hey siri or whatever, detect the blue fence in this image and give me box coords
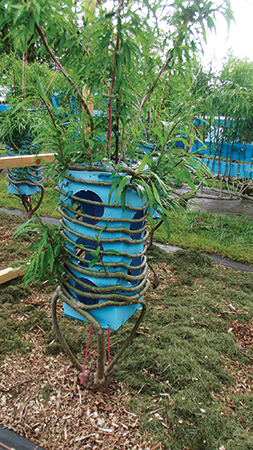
[191,141,253,179]
[190,118,253,179]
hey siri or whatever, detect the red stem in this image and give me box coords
[121,53,174,157]
[24,42,28,100]
[38,71,57,109]
[140,52,173,110]
[38,94,64,158]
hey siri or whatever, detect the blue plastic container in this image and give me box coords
[0,104,9,111]
[59,166,148,330]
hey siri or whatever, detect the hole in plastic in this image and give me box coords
[128,256,144,285]
[74,277,99,305]
[71,190,104,225]
[130,210,145,240]
[75,238,104,268]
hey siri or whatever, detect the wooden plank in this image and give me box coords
[0,153,55,169]
[0,266,26,285]
[82,86,94,117]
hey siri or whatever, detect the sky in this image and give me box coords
[201,0,253,72]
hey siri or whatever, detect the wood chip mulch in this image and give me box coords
[0,347,160,450]
[224,319,253,397]
[232,320,253,358]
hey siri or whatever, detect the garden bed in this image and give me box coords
[0,212,252,449]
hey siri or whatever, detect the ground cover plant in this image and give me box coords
[0,211,252,449]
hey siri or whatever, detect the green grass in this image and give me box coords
[155,210,253,265]
[1,217,252,450]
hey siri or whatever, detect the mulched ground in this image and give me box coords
[0,274,162,450]
[0,214,252,449]
[0,275,161,450]
[1,270,252,450]
[0,346,157,450]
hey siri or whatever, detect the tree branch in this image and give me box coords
[35,24,94,132]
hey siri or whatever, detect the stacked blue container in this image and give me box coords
[58,166,149,330]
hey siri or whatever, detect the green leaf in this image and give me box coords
[115,175,131,204]
[136,178,153,211]
[121,185,127,212]
[89,256,100,268]
[146,213,154,228]
[103,249,120,255]
[95,246,101,256]
[150,180,162,205]
[28,241,40,251]
[40,251,48,278]
[108,177,121,204]
[136,154,150,174]
[160,212,171,239]
[151,172,168,194]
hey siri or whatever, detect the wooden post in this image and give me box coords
[0,153,55,169]
[82,86,94,117]
[0,266,26,285]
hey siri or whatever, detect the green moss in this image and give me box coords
[147,244,174,264]
[45,318,95,358]
[0,322,30,358]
